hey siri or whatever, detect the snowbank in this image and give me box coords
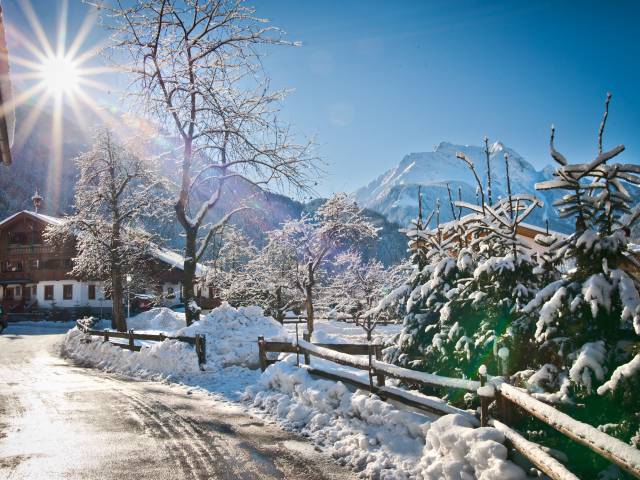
[126,307,185,331]
[63,328,202,378]
[243,356,526,480]
[175,303,289,369]
[62,303,289,378]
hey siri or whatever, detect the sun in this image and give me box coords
[3,0,120,210]
[39,54,81,96]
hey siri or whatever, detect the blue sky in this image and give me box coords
[4,0,640,197]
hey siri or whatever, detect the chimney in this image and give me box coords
[31,189,42,213]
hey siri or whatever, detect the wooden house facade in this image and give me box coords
[0,209,212,317]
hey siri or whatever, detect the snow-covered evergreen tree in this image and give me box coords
[386,138,546,386]
[518,94,640,446]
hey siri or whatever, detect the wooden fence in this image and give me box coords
[259,337,640,480]
[281,316,398,326]
[76,320,207,370]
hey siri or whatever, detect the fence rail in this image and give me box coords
[281,316,398,325]
[76,320,207,369]
[259,337,640,480]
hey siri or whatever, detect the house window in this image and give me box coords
[166,286,175,298]
[30,259,39,270]
[44,285,54,301]
[88,284,96,300]
[3,260,23,272]
[5,287,14,300]
[8,231,27,245]
[42,259,60,270]
[24,286,31,300]
[63,258,73,269]
[63,284,73,300]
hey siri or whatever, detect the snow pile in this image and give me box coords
[63,303,289,379]
[243,356,525,479]
[63,329,201,379]
[127,307,185,331]
[176,303,289,369]
[418,414,526,479]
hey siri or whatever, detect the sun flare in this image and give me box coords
[3,0,120,210]
[39,54,81,95]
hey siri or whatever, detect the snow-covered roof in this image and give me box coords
[0,210,208,277]
[0,210,64,229]
[150,246,208,276]
[518,222,565,239]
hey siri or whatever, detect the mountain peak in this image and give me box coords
[433,141,459,153]
[354,140,564,232]
[489,141,505,154]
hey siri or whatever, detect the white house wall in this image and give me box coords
[36,281,113,310]
[20,280,186,310]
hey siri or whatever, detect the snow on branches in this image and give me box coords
[46,129,169,331]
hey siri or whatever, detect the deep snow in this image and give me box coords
[61,304,528,479]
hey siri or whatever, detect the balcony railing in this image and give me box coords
[3,244,74,256]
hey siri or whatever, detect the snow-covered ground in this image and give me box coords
[57,304,528,479]
[285,319,402,345]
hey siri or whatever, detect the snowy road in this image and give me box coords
[0,324,352,479]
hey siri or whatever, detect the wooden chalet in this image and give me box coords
[0,196,213,317]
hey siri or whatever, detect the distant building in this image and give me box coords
[0,197,214,318]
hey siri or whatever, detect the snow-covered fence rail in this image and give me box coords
[488,418,580,480]
[261,337,640,479]
[76,320,207,370]
[257,336,372,371]
[495,382,640,478]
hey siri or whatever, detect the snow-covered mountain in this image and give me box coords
[354,141,568,232]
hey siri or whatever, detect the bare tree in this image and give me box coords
[108,0,317,324]
[46,129,166,331]
[271,194,378,334]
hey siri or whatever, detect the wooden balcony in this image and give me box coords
[3,244,72,256]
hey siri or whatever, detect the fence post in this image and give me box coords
[496,378,514,425]
[195,334,206,371]
[374,344,385,387]
[302,332,310,365]
[478,371,490,427]
[258,336,267,372]
[103,329,109,343]
[367,342,374,392]
[128,329,135,351]
[295,324,300,367]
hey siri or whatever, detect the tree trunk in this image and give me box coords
[183,227,199,326]
[110,213,126,332]
[304,263,315,335]
[275,286,284,324]
[111,264,126,332]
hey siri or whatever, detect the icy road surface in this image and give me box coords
[0,323,352,479]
